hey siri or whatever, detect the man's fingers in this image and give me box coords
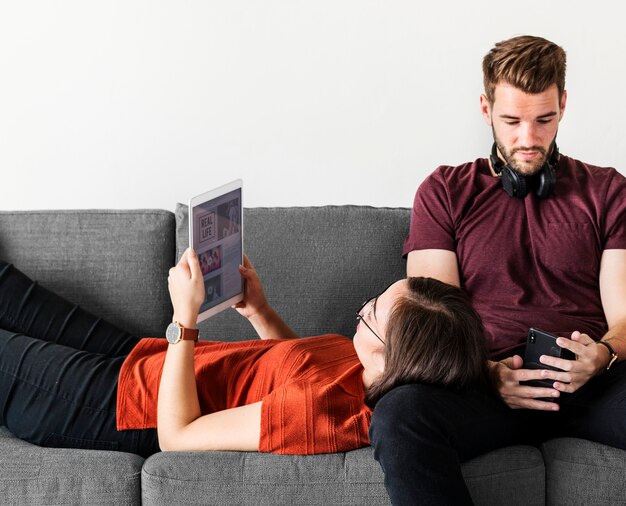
[539,354,574,371]
[513,385,560,400]
[553,381,577,393]
[512,397,560,411]
[570,331,594,345]
[553,335,587,355]
[499,356,515,368]
[509,368,554,382]
[499,354,523,370]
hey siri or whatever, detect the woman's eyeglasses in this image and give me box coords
[356,296,385,344]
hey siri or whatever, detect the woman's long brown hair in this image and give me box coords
[365,277,491,408]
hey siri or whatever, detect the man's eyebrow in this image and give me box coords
[499,111,558,120]
[537,112,558,119]
[372,296,379,322]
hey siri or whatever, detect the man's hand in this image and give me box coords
[538,331,608,393]
[490,355,561,411]
[492,331,610,410]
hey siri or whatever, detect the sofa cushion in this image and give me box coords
[0,426,143,505]
[543,437,626,505]
[462,445,545,505]
[142,445,544,505]
[142,447,389,505]
[176,204,410,341]
[0,210,175,336]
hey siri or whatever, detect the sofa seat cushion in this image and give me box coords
[462,445,545,505]
[0,426,143,505]
[142,445,544,505]
[143,447,389,505]
[543,437,626,506]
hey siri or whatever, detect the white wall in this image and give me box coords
[1,1,624,211]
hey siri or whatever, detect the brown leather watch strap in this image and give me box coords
[179,326,199,342]
[597,340,618,370]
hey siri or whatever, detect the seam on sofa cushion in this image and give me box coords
[462,462,545,479]
[544,456,621,471]
[0,210,175,216]
[0,474,141,483]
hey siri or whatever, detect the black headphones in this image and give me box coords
[490,143,559,199]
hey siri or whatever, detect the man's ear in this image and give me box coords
[559,89,567,121]
[480,94,492,126]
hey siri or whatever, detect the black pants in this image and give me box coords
[369,362,626,505]
[0,261,159,457]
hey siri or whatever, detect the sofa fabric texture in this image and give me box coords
[0,426,143,505]
[175,204,409,342]
[0,206,623,505]
[0,210,175,337]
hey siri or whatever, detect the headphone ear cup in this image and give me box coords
[501,167,529,198]
[535,165,556,199]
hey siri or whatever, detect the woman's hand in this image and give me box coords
[232,256,298,340]
[168,248,205,327]
[233,255,270,320]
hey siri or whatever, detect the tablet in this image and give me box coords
[189,179,244,323]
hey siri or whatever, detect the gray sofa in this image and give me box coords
[0,205,625,505]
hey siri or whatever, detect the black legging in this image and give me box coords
[0,260,159,457]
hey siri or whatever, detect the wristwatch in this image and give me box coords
[597,340,618,370]
[165,321,199,344]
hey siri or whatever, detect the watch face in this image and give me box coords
[166,322,181,344]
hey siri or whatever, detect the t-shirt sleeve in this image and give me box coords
[403,169,456,256]
[259,380,370,455]
[603,170,626,250]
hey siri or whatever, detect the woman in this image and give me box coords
[0,251,490,457]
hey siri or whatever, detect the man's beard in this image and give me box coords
[492,128,556,176]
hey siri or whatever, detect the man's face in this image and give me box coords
[480,83,567,175]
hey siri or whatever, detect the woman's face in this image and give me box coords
[353,279,408,384]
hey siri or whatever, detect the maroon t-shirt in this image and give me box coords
[404,155,626,357]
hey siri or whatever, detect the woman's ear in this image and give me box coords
[373,349,386,376]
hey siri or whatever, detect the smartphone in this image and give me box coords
[521,327,575,390]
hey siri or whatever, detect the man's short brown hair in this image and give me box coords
[482,35,566,103]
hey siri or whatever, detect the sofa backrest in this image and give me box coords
[0,206,411,342]
[0,210,175,337]
[176,204,411,341]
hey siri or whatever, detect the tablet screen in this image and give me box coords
[189,180,243,322]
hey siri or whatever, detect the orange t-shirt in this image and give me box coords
[116,334,371,454]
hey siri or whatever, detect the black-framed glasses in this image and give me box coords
[356,296,385,344]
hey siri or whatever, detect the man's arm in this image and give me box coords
[406,249,461,287]
[598,249,626,350]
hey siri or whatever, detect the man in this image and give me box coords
[369,35,626,505]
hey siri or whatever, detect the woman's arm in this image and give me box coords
[233,255,299,340]
[157,248,262,451]
[157,336,261,451]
